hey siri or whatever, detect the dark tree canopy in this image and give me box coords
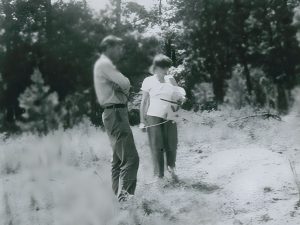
[0,0,300,133]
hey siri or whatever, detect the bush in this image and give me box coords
[192,82,216,111]
[224,64,249,109]
[128,109,140,126]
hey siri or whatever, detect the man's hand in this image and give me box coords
[111,82,123,92]
[111,82,130,98]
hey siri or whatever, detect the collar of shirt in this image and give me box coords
[154,74,166,83]
[101,54,117,69]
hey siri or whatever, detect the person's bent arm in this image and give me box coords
[110,82,130,98]
[140,91,150,126]
[100,61,131,95]
[167,76,179,86]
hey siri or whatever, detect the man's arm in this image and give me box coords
[110,82,130,98]
[99,61,131,95]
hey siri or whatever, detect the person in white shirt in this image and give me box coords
[139,54,186,179]
[93,35,139,201]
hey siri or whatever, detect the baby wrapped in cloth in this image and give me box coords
[146,75,186,121]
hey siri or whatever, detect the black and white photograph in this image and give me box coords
[0,0,300,224]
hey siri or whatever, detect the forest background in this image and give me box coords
[1,0,300,134]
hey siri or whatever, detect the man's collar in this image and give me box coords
[102,54,114,65]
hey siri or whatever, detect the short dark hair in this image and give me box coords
[100,35,123,52]
[152,54,173,69]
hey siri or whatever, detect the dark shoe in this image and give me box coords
[118,190,134,202]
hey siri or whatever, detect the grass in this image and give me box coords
[0,104,300,225]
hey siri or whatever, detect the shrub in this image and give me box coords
[17,69,61,134]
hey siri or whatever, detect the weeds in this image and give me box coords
[289,159,300,208]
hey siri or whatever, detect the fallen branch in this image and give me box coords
[228,113,282,127]
[231,113,282,123]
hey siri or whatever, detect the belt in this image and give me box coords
[103,104,127,109]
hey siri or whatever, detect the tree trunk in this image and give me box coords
[44,0,52,42]
[242,59,252,96]
[1,0,14,123]
[212,66,225,104]
[277,83,288,113]
[159,0,162,15]
[158,0,162,24]
[233,0,252,97]
[165,39,172,58]
[116,0,121,30]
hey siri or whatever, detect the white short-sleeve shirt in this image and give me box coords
[141,75,186,119]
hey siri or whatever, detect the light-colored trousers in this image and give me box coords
[102,108,139,199]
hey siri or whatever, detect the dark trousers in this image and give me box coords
[102,108,139,199]
[146,116,178,177]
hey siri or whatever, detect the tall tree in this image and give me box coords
[116,0,121,30]
[172,0,300,109]
[0,0,108,130]
[174,0,234,103]
[246,0,300,111]
[232,0,253,97]
[0,0,45,123]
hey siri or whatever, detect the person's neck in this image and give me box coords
[103,52,116,64]
[155,73,165,83]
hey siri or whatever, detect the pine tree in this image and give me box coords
[17,69,60,134]
[224,65,249,109]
